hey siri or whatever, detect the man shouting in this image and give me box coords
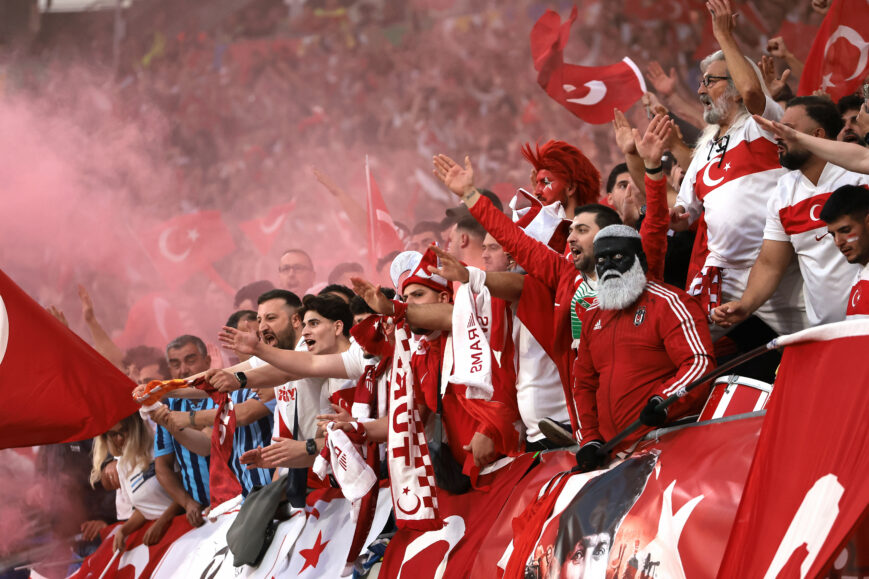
[573,225,715,470]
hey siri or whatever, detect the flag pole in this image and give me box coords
[598,319,869,456]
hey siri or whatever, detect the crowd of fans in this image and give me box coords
[2,0,869,576]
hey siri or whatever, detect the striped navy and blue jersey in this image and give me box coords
[231,388,276,495]
[153,397,215,506]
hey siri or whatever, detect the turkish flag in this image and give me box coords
[366,157,405,268]
[0,268,139,449]
[381,454,540,578]
[530,6,646,124]
[798,0,869,101]
[719,331,869,577]
[71,517,193,578]
[502,417,762,579]
[239,201,296,256]
[138,211,236,288]
[209,392,242,506]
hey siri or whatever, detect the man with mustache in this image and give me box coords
[713,97,869,329]
[573,226,714,471]
[837,94,867,146]
[668,0,806,341]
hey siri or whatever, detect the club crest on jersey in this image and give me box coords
[634,306,646,327]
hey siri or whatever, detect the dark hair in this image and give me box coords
[327,262,364,285]
[376,250,401,272]
[123,345,170,379]
[319,283,355,302]
[606,163,629,193]
[257,289,302,308]
[786,96,844,140]
[225,309,257,329]
[478,188,504,212]
[456,214,487,242]
[349,288,396,317]
[819,184,869,223]
[838,93,864,115]
[166,334,208,357]
[233,280,275,308]
[299,294,353,337]
[574,203,623,229]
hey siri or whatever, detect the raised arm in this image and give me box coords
[218,326,348,380]
[427,245,525,302]
[754,114,869,174]
[78,285,125,371]
[312,167,368,238]
[432,154,571,289]
[708,0,766,115]
[350,276,454,331]
[633,114,675,281]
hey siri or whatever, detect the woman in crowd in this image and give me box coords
[90,413,181,552]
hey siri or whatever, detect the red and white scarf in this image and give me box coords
[450,267,495,399]
[209,392,242,507]
[312,422,377,509]
[387,301,441,531]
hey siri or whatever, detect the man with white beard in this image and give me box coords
[572,226,715,471]
[668,0,806,341]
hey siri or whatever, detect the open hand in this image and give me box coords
[646,62,677,97]
[218,325,260,355]
[427,245,469,283]
[612,109,638,155]
[350,276,395,315]
[432,154,475,198]
[633,114,673,166]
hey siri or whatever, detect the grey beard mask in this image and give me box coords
[596,258,647,310]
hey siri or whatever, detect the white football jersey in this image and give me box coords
[765,164,869,325]
[678,98,788,269]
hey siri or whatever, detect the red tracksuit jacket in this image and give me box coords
[574,280,714,449]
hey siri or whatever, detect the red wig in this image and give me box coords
[521,140,601,206]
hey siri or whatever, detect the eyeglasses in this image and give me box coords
[701,75,731,87]
[279,265,312,274]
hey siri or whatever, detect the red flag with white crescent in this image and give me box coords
[0,268,139,449]
[138,211,236,289]
[70,516,193,578]
[797,0,869,101]
[239,201,296,256]
[719,331,869,577]
[366,157,405,269]
[530,6,646,124]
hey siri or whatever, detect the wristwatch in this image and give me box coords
[305,438,318,456]
[234,371,248,388]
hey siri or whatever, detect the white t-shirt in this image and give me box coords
[117,457,173,520]
[512,318,569,441]
[254,344,331,442]
[764,164,868,325]
[677,98,788,269]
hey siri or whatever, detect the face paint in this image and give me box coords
[846,235,860,243]
[593,235,648,310]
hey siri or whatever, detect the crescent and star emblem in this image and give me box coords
[0,295,8,367]
[564,80,607,106]
[809,204,823,222]
[702,155,725,187]
[158,226,194,263]
[259,214,285,234]
[823,26,869,82]
[396,489,421,516]
[852,289,861,309]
